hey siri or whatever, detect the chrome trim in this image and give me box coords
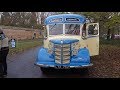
[70,63,93,68]
[35,63,55,67]
[54,44,71,64]
[35,63,93,69]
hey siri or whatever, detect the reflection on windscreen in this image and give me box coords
[65,24,80,35]
[49,24,63,35]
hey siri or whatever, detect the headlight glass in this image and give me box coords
[72,42,79,55]
[48,42,53,54]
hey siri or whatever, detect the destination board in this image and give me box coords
[65,18,80,22]
[50,18,62,22]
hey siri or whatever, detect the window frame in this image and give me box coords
[86,23,99,37]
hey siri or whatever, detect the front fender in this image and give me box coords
[36,47,54,63]
[71,48,90,63]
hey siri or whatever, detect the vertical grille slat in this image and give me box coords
[54,44,71,64]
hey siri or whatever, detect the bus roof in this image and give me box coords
[44,14,86,25]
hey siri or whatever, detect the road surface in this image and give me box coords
[5,45,120,78]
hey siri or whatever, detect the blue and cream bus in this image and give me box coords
[35,14,99,72]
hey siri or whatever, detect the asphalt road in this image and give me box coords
[7,46,43,78]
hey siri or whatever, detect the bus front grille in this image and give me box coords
[54,44,71,64]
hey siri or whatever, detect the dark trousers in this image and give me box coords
[0,47,9,75]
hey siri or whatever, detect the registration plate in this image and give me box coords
[55,66,70,69]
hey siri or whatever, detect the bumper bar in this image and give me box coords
[34,63,93,69]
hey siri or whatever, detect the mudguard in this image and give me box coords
[36,47,54,62]
[71,47,90,63]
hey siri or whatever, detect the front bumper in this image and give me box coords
[35,63,93,69]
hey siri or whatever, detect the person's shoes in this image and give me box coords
[0,75,3,78]
[0,74,5,78]
[3,72,7,77]
[3,74,7,77]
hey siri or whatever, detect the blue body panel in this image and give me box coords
[50,39,79,44]
[35,47,91,67]
[45,14,86,25]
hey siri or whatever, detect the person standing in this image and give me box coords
[0,29,9,77]
[11,38,16,48]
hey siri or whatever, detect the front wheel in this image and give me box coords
[40,67,54,73]
[40,67,48,73]
[71,68,89,74]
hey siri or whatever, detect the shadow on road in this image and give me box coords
[41,68,90,78]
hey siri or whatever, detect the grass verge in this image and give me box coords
[100,38,120,47]
[9,39,43,55]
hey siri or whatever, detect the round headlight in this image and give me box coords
[72,49,78,55]
[48,42,53,49]
[72,42,79,49]
[48,49,53,54]
[72,42,79,55]
[48,42,53,54]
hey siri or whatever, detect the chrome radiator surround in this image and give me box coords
[54,44,71,64]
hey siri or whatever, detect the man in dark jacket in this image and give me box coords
[0,29,9,77]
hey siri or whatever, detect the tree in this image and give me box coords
[73,12,120,40]
[1,12,11,25]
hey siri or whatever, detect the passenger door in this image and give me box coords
[86,23,99,56]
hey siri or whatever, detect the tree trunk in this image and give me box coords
[111,33,114,39]
[107,29,110,40]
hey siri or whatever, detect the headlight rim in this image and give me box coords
[72,42,79,55]
[48,42,54,54]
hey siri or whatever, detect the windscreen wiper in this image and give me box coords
[50,23,56,30]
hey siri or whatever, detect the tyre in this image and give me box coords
[40,67,48,73]
[40,67,54,73]
[81,68,89,73]
[71,68,89,74]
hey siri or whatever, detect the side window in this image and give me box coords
[88,24,99,35]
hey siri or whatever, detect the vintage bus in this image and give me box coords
[35,14,99,72]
